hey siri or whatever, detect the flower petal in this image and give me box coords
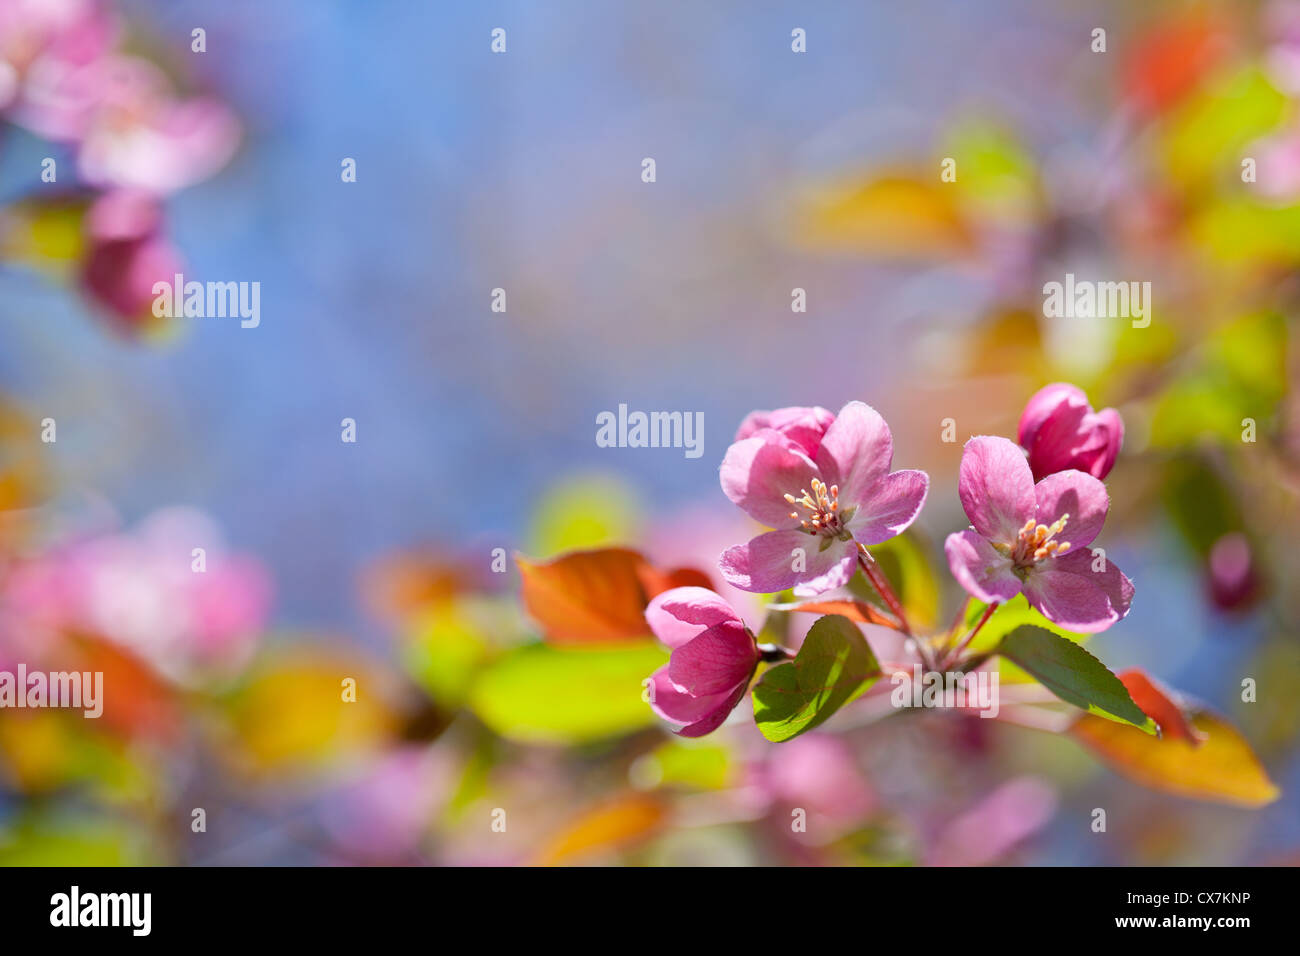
[720,435,820,529]
[645,586,743,649]
[813,401,893,507]
[735,406,834,457]
[1018,383,1087,449]
[1032,469,1109,550]
[677,680,752,738]
[1089,407,1124,479]
[1022,549,1134,633]
[719,529,855,596]
[647,665,738,725]
[959,436,1036,543]
[668,620,758,695]
[849,468,929,545]
[944,530,1023,604]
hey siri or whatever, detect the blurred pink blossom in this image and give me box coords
[0,507,271,684]
[76,57,240,194]
[929,777,1058,866]
[79,188,184,332]
[759,733,875,830]
[0,0,115,133]
[320,747,454,863]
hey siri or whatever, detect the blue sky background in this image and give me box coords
[1,1,1292,863]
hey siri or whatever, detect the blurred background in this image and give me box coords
[0,0,1296,864]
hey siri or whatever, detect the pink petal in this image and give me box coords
[645,586,743,649]
[647,666,750,736]
[1032,470,1109,550]
[944,530,1023,604]
[668,620,758,696]
[849,468,929,545]
[719,529,856,596]
[647,666,732,724]
[720,435,820,529]
[959,436,1035,543]
[1022,549,1133,633]
[1018,383,1087,449]
[1090,407,1124,478]
[735,406,834,457]
[676,680,752,737]
[813,401,893,507]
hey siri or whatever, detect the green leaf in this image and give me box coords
[996,625,1156,733]
[856,531,940,629]
[752,615,881,742]
[468,642,667,744]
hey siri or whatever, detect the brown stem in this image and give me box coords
[856,545,933,670]
[943,601,998,669]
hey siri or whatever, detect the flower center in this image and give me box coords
[784,478,855,540]
[1004,515,1072,569]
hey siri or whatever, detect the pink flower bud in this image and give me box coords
[1017,383,1123,482]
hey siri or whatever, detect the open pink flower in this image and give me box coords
[645,586,760,737]
[0,0,115,135]
[76,57,240,194]
[1018,383,1123,482]
[734,405,834,458]
[719,401,929,596]
[945,436,1133,633]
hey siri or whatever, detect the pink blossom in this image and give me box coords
[719,401,929,596]
[79,189,184,333]
[945,436,1133,633]
[644,586,760,737]
[320,747,453,863]
[1018,383,1123,482]
[761,733,874,828]
[0,0,115,135]
[76,57,240,194]
[929,777,1057,866]
[734,405,834,458]
[0,507,271,684]
[1207,532,1259,611]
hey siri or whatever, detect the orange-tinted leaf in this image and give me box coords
[636,563,713,597]
[518,547,690,645]
[535,794,667,865]
[361,550,469,623]
[1123,14,1232,114]
[218,646,403,778]
[777,599,898,629]
[795,174,975,260]
[1072,706,1279,808]
[71,635,182,743]
[1117,668,1204,745]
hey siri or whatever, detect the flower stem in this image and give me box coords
[856,545,911,636]
[856,545,934,670]
[943,601,998,669]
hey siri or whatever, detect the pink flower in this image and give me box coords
[76,57,240,194]
[1017,383,1123,482]
[760,733,874,828]
[0,0,115,136]
[79,189,184,334]
[644,586,760,737]
[719,401,929,596]
[0,507,272,684]
[945,436,1133,633]
[734,405,834,458]
[1207,532,1259,611]
[929,777,1057,866]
